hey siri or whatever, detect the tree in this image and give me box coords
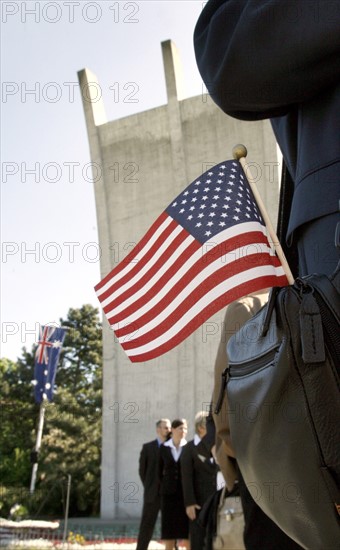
[0,304,103,517]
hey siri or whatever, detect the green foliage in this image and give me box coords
[0,305,102,517]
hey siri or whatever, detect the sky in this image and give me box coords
[1,0,206,361]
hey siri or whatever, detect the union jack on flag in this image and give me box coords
[33,325,66,403]
[95,159,288,362]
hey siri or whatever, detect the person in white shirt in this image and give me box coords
[159,418,189,550]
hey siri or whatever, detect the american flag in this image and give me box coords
[33,325,66,403]
[95,160,288,362]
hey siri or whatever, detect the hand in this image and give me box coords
[186,504,201,521]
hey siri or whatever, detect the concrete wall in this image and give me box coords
[78,40,279,519]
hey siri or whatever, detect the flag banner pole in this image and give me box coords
[30,399,46,494]
[62,474,72,543]
[233,144,295,285]
[31,325,67,493]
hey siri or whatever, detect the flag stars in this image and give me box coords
[167,160,261,243]
[52,340,62,349]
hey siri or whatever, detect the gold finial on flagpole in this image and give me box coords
[232,144,295,284]
[232,144,247,160]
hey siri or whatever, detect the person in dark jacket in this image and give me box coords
[136,418,171,550]
[159,418,190,550]
[194,1,340,548]
[181,411,219,550]
[194,0,340,278]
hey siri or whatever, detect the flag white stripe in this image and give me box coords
[107,233,195,319]
[116,240,276,336]
[97,215,173,297]
[108,221,267,319]
[100,223,184,308]
[123,264,285,357]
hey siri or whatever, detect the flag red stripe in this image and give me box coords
[119,254,282,348]
[113,232,276,333]
[103,229,192,315]
[98,218,179,303]
[106,239,201,322]
[126,276,287,362]
[94,211,168,292]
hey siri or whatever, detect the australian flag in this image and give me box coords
[33,325,66,403]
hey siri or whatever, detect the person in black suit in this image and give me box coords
[159,418,190,550]
[181,411,219,550]
[136,418,171,550]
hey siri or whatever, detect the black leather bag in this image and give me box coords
[225,266,340,549]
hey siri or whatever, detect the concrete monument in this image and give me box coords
[78,40,280,519]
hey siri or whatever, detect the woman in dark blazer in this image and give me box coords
[159,418,189,550]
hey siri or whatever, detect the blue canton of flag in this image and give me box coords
[166,161,263,242]
[33,326,66,403]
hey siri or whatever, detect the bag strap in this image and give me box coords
[308,269,340,324]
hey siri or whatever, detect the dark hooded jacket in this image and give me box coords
[194,0,340,242]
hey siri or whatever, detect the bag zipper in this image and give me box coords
[214,347,279,414]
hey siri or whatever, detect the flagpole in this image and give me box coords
[30,398,46,494]
[233,144,295,285]
[30,325,68,494]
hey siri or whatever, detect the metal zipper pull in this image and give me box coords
[214,366,230,414]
